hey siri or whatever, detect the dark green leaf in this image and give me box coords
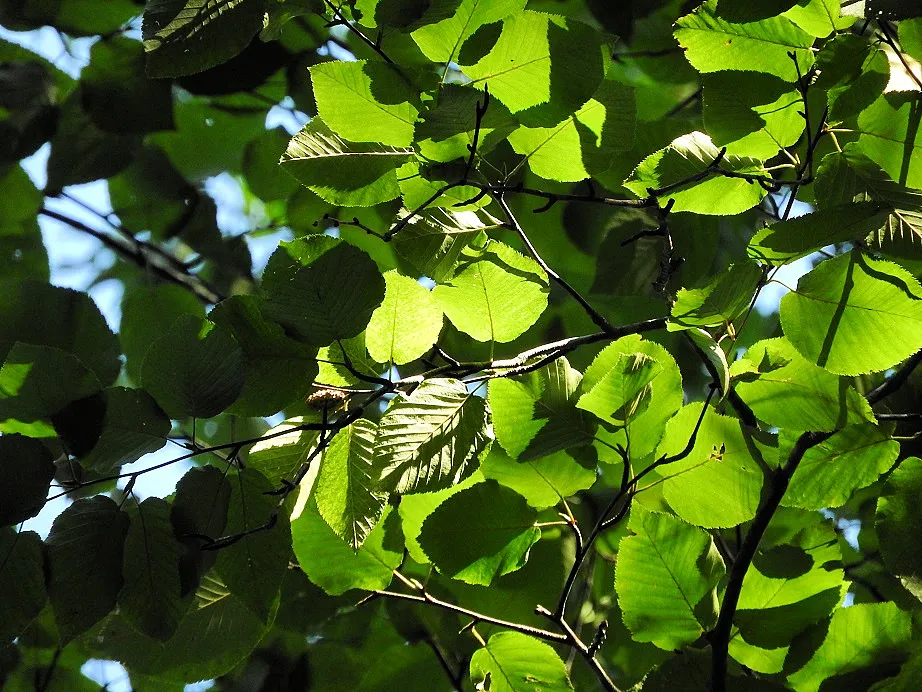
[0,434,54,527]
[375,377,492,494]
[119,498,185,641]
[419,480,540,585]
[0,529,45,642]
[262,235,386,346]
[141,314,245,418]
[877,457,922,584]
[46,496,129,641]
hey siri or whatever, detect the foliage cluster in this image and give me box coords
[2,0,922,690]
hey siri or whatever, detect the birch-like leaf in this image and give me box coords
[375,378,492,494]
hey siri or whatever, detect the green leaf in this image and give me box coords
[748,202,893,265]
[86,571,273,683]
[615,507,725,650]
[0,167,47,283]
[732,338,875,432]
[508,74,636,182]
[411,0,526,64]
[787,602,911,692]
[857,92,922,190]
[262,235,386,347]
[577,352,662,425]
[814,145,922,247]
[291,502,402,595]
[419,480,540,585]
[209,295,319,416]
[586,336,684,459]
[433,240,550,342]
[398,471,484,564]
[469,632,574,692]
[366,271,443,365]
[782,423,899,509]
[877,457,922,582]
[701,71,803,159]
[782,0,855,37]
[814,34,889,121]
[46,496,130,641]
[142,0,266,77]
[0,528,45,642]
[415,84,517,163]
[779,251,922,375]
[480,446,595,509]
[624,132,768,215]
[656,404,764,528]
[69,387,171,473]
[489,357,595,460]
[0,281,120,387]
[391,206,501,283]
[670,262,763,328]
[734,523,844,655]
[0,434,54,527]
[140,314,245,418]
[899,17,922,62]
[0,343,102,425]
[675,0,815,82]
[119,498,185,641]
[120,284,206,383]
[688,328,731,401]
[462,11,603,125]
[310,60,419,147]
[242,127,301,202]
[81,36,174,134]
[45,88,139,194]
[248,416,322,486]
[314,419,387,550]
[280,117,414,207]
[215,468,291,619]
[375,378,491,494]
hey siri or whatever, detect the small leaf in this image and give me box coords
[748,202,892,265]
[0,434,55,527]
[616,507,725,650]
[140,314,245,418]
[782,423,899,510]
[857,92,922,190]
[262,235,385,347]
[292,503,402,595]
[877,457,922,582]
[624,132,768,215]
[310,60,419,147]
[215,469,291,619]
[209,295,319,416]
[280,117,414,207]
[675,0,815,82]
[470,632,574,692]
[731,338,874,432]
[391,206,501,283]
[46,496,130,641]
[0,528,45,642]
[433,240,550,343]
[787,602,911,692]
[671,262,763,329]
[577,352,662,425]
[779,251,922,375]
[119,498,185,641]
[143,0,265,77]
[488,357,595,461]
[480,446,595,509]
[375,378,492,494]
[419,480,540,585]
[366,271,443,365]
[314,419,388,550]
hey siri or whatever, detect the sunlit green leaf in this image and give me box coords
[480,446,595,509]
[411,0,526,64]
[857,92,922,190]
[616,507,725,650]
[470,632,573,692]
[780,251,922,375]
[366,270,443,364]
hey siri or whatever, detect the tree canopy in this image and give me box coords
[2,0,922,690]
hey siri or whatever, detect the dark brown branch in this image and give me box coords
[867,349,922,405]
[39,207,223,304]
